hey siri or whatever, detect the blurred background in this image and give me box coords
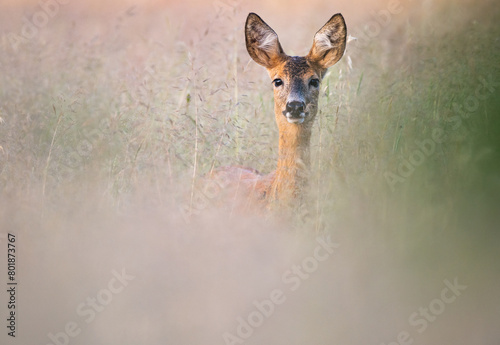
[0,0,499,344]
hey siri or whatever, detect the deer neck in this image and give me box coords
[268,119,312,203]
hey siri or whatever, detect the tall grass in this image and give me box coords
[0,1,499,344]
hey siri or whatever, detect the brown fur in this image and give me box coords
[211,13,347,210]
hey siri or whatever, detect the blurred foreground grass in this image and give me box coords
[0,0,499,344]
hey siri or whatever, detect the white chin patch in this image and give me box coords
[286,113,306,124]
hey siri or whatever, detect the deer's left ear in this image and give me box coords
[307,13,347,70]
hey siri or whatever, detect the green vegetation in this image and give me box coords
[0,1,499,343]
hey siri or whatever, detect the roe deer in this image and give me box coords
[210,13,346,211]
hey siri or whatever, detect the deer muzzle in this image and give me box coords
[283,101,307,124]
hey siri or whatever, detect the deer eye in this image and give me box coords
[272,79,283,87]
[309,78,320,88]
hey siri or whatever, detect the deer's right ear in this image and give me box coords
[245,13,285,69]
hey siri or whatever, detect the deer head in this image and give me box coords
[245,13,347,127]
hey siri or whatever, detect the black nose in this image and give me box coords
[284,101,305,117]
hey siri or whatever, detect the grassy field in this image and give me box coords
[1,0,499,344]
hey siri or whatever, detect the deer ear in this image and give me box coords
[245,13,285,69]
[307,13,347,70]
